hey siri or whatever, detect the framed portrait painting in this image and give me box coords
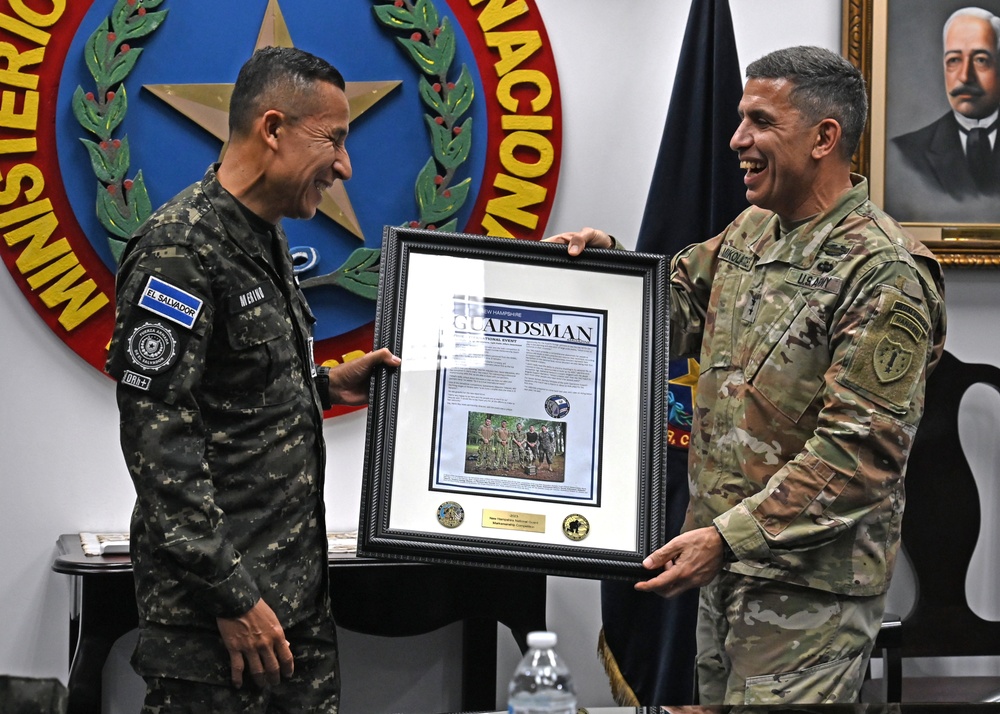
[358,227,669,580]
[844,0,1000,266]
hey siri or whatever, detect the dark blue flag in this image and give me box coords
[598,0,747,705]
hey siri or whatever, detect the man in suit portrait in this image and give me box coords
[887,6,1000,222]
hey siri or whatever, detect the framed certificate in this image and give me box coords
[359,228,668,580]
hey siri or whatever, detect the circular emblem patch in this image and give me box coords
[544,394,570,419]
[437,501,465,529]
[126,322,178,374]
[562,514,590,541]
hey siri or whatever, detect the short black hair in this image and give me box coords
[229,46,345,137]
[746,46,868,160]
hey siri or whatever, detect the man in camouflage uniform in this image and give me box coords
[105,47,399,712]
[478,417,496,470]
[512,421,528,468]
[539,424,557,472]
[549,46,946,704]
[497,419,512,470]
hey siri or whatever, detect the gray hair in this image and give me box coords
[943,7,1000,53]
[746,45,868,161]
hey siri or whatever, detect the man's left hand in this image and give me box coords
[326,348,400,406]
[633,526,726,598]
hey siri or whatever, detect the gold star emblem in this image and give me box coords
[142,0,400,241]
[669,357,700,405]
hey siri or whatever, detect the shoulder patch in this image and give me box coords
[121,370,152,391]
[126,321,180,375]
[137,276,204,329]
[838,289,931,413]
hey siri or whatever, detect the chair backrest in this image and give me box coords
[899,349,1000,658]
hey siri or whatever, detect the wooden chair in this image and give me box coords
[864,350,1000,702]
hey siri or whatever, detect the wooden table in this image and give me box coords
[53,534,546,714]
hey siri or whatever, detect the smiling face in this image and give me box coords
[730,77,824,222]
[944,14,1000,119]
[268,80,352,221]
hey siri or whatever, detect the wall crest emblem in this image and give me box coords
[0,0,562,416]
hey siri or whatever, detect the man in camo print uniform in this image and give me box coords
[549,46,946,704]
[106,48,398,712]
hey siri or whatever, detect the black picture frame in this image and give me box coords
[358,227,669,580]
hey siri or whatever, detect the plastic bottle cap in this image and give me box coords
[526,631,557,648]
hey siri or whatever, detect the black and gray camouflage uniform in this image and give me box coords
[106,165,338,710]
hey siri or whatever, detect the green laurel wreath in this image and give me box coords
[72,0,167,265]
[372,0,474,232]
[300,0,474,299]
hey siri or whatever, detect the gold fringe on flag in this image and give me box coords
[597,627,640,706]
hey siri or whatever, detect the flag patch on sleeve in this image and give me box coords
[137,276,204,329]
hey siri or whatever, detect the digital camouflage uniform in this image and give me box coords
[671,176,946,704]
[539,427,556,468]
[106,166,339,710]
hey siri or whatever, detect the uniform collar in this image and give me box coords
[202,164,294,285]
[750,174,870,269]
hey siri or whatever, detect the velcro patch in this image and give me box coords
[873,336,913,383]
[786,268,843,294]
[838,289,931,413]
[126,321,180,374]
[138,276,204,329]
[888,299,929,342]
[719,245,756,271]
[121,370,152,391]
[228,282,276,313]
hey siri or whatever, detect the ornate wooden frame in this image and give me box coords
[843,0,1000,267]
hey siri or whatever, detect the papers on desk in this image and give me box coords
[80,532,358,556]
[80,532,129,556]
[328,531,357,553]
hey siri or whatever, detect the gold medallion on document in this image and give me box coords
[437,501,465,528]
[562,514,590,541]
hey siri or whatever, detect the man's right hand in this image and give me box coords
[217,598,294,689]
[544,226,614,256]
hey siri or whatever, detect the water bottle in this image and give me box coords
[507,631,577,714]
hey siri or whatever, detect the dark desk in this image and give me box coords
[53,534,546,714]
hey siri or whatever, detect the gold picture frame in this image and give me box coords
[844,0,1000,267]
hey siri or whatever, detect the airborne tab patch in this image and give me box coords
[138,276,204,329]
[888,299,930,342]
